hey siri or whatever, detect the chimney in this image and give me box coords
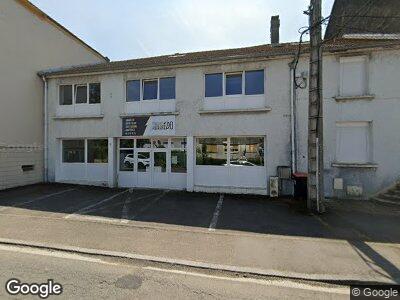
[270,15,280,45]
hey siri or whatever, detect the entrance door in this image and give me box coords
[153,150,169,188]
[136,150,151,187]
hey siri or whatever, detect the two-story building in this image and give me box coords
[38,35,400,199]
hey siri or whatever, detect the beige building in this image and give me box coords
[0,0,107,190]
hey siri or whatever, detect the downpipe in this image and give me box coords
[42,76,48,182]
[289,64,297,174]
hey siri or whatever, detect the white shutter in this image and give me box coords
[336,122,370,163]
[340,56,367,96]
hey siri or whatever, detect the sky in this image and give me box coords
[30,0,335,61]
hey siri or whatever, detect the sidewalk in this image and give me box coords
[0,212,399,284]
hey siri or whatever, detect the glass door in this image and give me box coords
[152,139,169,188]
[136,139,152,187]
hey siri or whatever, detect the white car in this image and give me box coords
[123,154,150,167]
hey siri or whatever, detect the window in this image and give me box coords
[87,139,108,163]
[126,80,140,102]
[62,140,85,163]
[336,122,371,163]
[119,140,134,171]
[171,138,186,173]
[89,83,101,104]
[160,77,175,100]
[75,84,87,104]
[225,73,242,95]
[230,137,264,166]
[245,70,264,95]
[196,138,227,165]
[154,152,166,173]
[120,139,134,148]
[59,85,72,105]
[152,138,168,148]
[340,56,367,96]
[136,139,151,148]
[205,73,223,97]
[143,79,158,100]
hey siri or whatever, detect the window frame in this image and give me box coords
[87,139,108,164]
[339,55,369,97]
[59,83,101,106]
[204,69,265,98]
[125,77,176,102]
[59,84,73,106]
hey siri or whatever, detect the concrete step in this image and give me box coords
[372,197,400,206]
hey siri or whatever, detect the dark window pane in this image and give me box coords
[138,152,150,172]
[126,80,140,102]
[87,139,108,163]
[159,77,175,100]
[205,73,222,97]
[230,137,264,166]
[120,150,134,171]
[196,138,227,166]
[120,139,134,148]
[154,152,166,173]
[62,140,85,163]
[143,80,158,100]
[59,85,72,105]
[75,85,87,104]
[245,70,264,95]
[226,73,242,95]
[136,139,151,148]
[89,83,101,104]
[171,150,187,173]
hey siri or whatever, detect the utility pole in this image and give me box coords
[307,0,325,213]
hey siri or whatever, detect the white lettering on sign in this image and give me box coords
[143,115,176,136]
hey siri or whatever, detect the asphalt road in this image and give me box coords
[0,244,348,300]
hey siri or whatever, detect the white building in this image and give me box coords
[39,37,400,199]
[0,0,107,190]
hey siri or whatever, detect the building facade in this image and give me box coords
[41,40,400,199]
[0,0,107,190]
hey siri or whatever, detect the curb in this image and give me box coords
[0,238,397,285]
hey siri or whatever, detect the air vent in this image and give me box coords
[21,165,34,172]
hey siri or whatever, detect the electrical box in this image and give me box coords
[269,177,279,197]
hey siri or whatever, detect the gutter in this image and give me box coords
[41,76,48,182]
[289,62,297,173]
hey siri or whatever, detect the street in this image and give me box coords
[0,244,348,299]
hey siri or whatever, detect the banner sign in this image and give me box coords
[122,115,176,136]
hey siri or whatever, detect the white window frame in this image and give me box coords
[61,138,108,164]
[339,55,369,97]
[59,84,73,105]
[126,77,176,102]
[58,83,101,106]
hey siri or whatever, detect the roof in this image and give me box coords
[15,0,108,62]
[325,0,400,40]
[39,39,400,77]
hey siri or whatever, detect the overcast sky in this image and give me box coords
[30,0,335,61]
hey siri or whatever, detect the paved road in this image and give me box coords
[0,244,348,299]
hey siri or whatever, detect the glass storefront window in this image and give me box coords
[154,152,166,173]
[152,139,168,148]
[87,139,108,163]
[171,138,186,149]
[120,139,134,149]
[136,139,151,149]
[120,149,134,171]
[196,138,227,166]
[230,137,264,166]
[62,140,85,163]
[171,150,187,173]
[137,152,150,172]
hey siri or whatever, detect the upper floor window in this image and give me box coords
[126,77,176,102]
[205,69,264,97]
[59,83,101,105]
[339,56,368,96]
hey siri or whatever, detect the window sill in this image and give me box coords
[120,111,179,117]
[331,162,378,169]
[199,107,271,115]
[334,95,375,102]
[53,114,104,120]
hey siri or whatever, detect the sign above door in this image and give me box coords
[122,115,176,136]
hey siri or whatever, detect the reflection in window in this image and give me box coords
[159,77,175,100]
[196,138,227,166]
[120,149,134,171]
[230,137,264,166]
[59,85,72,105]
[126,80,140,102]
[143,79,158,100]
[120,139,134,149]
[171,138,186,149]
[136,139,151,148]
[75,85,87,104]
[137,152,150,172]
[152,139,168,148]
[87,139,108,163]
[205,73,222,97]
[225,73,242,95]
[154,152,166,173]
[89,83,101,103]
[245,70,264,95]
[63,140,85,163]
[171,150,187,173]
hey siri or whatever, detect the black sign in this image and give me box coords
[122,116,150,136]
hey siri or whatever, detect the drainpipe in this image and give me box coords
[289,63,297,174]
[42,76,48,182]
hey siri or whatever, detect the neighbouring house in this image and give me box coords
[0,0,107,190]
